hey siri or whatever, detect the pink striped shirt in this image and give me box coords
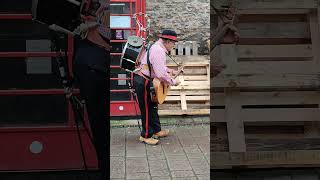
[139,39,176,85]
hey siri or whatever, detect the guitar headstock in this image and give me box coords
[178,64,184,74]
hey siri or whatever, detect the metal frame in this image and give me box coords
[0,13,96,171]
[110,0,146,116]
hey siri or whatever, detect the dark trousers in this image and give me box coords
[134,74,161,138]
[74,64,109,180]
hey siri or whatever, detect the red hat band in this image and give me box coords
[159,35,177,41]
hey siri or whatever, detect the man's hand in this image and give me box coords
[174,66,184,76]
[172,69,179,76]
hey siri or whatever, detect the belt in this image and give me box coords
[133,64,149,73]
[135,71,150,80]
[141,64,149,71]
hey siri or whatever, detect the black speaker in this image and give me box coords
[32,0,83,33]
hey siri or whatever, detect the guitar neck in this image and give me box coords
[172,67,184,79]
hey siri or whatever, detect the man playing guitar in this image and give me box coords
[134,29,182,145]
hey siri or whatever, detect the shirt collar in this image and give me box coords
[155,39,168,53]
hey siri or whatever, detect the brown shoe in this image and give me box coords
[154,129,170,138]
[139,136,159,145]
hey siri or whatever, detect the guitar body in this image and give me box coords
[150,67,183,104]
[152,78,171,104]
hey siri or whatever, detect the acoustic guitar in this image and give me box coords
[151,66,184,104]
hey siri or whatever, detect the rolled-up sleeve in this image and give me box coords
[150,46,176,85]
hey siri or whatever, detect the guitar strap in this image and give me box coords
[146,43,156,101]
[146,43,153,78]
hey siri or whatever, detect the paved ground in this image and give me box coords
[110,123,210,180]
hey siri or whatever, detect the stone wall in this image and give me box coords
[146,0,210,54]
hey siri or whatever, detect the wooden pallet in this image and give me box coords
[211,0,320,169]
[158,61,210,116]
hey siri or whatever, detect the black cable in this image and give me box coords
[70,96,88,174]
[127,72,142,132]
[61,49,95,144]
[55,54,91,180]
[55,53,90,180]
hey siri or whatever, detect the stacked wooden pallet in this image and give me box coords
[158,61,210,116]
[169,41,199,56]
[211,0,320,169]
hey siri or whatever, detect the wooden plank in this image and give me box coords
[239,38,311,45]
[239,14,307,23]
[159,103,209,109]
[244,121,306,126]
[206,64,210,82]
[211,108,320,123]
[211,150,320,168]
[232,61,316,74]
[219,44,238,75]
[180,91,187,110]
[172,84,209,90]
[211,93,225,106]
[216,138,320,151]
[158,109,209,116]
[183,75,208,81]
[211,109,225,123]
[213,171,319,179]
[245,132,308,139]
[238,22,310,39]
[212,91,320,106]
[240,91,320,105]
[168,90,209,96]
[306,12,320,138]
[305,12,320,138]
[219,44,315,75]
[214,123,228,138]
[292,174,319,180]
[179,76,187,111]
[178,80,209,86]
[212,74,320,88]
[167,62,209,66]
[212,0,317,10]
[211,173,236,180]
[225,89,246,152]
[179,68,207,75]
[304,122,320,137]
[242,108,320,122]
[165,96,209,101]
[238,45,312,59]
[310,11,320,72]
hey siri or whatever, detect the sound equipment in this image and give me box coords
[32,0,82,34]
[31,0,105,34]
[120,36,144,72]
